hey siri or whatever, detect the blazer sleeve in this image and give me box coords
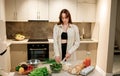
[68,25,80,54]
[53,25,60,56]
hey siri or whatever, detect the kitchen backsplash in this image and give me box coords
[6,22,91,39]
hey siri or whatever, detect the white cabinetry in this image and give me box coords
[77,3,96,22]
[5,0,29,21]
[0,47,11,72]
[49,0,77,22]
[49,0,96,22]
[0,0,6,41]
[5,0,48,21]
[28,0,48,20]
[0,0,5,21]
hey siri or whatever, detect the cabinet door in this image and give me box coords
[0,0,5,20]
[38,0,48,20]
[0,0,6,41]
[0,47,11,72]
[5,0,29,21]
[5,0,16,21]
[10,44,27,71]
[49,0,63,22]
[49,0,77,22]
[61,0,77,22]
[28,0,48,20]
[0,0,5,21]
[0,0,2,20]
[77,3,96,22]
[27,0,38,20]
[16,0,29,21]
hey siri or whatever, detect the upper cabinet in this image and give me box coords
[0,0,6,41]
[28,0,48,20]
[0,0,5,21]
[49,0,96,22]
[77,3,96,22]
[5,0,29,21]
[49,0,77,22]
[5,0,48,21]
[5,0,96,22]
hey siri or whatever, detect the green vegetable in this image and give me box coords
[50,62,62,73]
[29,67,49,76]
[43,59,56,64]
[15,65,21,71]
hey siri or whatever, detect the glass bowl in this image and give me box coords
[27,59,41,68]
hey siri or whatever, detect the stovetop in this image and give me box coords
[28,39,48,42]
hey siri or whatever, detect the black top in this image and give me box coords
[61,32,68,39]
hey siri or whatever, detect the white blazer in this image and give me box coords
[53,24,80,60]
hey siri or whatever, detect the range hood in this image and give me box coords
[28,20,49,22]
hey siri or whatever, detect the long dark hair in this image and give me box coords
[57,9,72,25]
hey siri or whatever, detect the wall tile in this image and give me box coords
[6,22,91,39]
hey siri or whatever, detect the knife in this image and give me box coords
[61,57,66,64]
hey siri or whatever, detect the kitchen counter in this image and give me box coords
[7,67,102,76]
[7,39,98,45]
[7,60,102,76]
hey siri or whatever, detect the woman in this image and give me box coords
[53,9,80,63]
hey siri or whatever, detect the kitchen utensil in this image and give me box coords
[27,59,41,68]
[61,58,66,64]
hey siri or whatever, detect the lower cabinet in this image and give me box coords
[0,47,11,72]
[9,43,97,72]
[10,44,27,71]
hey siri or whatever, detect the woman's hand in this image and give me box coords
[55,56,61,63]
[65,53,71,60]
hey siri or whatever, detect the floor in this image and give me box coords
[113,51,120,76]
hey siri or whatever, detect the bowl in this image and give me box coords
[27,59,41,68]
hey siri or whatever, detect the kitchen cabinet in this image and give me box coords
[0,47,11,72]
[49,0,77,22]
[77,0,96,4]
[5,0,29,21]
[49,0,96,22]
[28,0,48,20]
[77,3,96,22]
[5,0,48,21]
[10,44,27,71]
[0,0,6,41]
[0,0,5,21]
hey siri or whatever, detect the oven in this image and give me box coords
[27,39,49,61]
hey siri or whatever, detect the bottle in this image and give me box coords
[83,52,91,67]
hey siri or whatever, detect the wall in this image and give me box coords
[96,0,117,75]
[6,22,92,39]
[115,0,120,49]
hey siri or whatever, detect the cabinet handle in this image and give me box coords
[37,11,38,19]
[15,12,17,20]
[14,12,17,20]
[37,11,40,19]
[14,12,15,19]
[0,49,7,56]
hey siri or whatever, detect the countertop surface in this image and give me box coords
[7,39,98,45]
[6,60,102,76]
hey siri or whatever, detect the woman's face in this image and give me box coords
[61,13,69,24]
